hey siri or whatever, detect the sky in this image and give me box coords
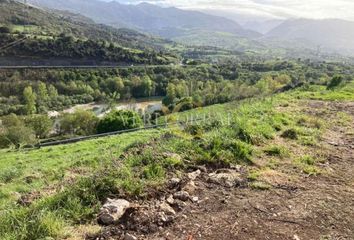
[111,0,354,21]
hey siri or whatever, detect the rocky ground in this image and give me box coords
[87,101,354,240]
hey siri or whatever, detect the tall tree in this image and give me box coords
[23,86,37,115]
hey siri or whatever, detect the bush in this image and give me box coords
[281,128,298,140]
[0,26,11,34]
[96,110,143,134]
[25,115,53,139]
[59,110,98,136]
[0,114,36,149]
[327,76,343,90]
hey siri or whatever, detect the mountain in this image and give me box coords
[27,0,260,39]
[0,0,177,65]
[265,18,354,55]
[242,19,284,34]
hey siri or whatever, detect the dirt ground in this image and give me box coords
[91,101,354,240]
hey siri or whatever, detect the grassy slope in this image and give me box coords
[0,129,162,209]
[0,83,353,239]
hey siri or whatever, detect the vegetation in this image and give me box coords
[96,110,143,133]
[0,83,352,239]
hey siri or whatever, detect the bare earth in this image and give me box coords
[90,101,354,240]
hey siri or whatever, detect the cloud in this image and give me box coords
[111,0,354,21]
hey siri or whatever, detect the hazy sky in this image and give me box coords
[113,0,354,21]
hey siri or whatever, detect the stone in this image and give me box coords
[166,195,175,205]
[197,166,207,173]
[97,198,130,225]
[169,178,181,188]
[182,181,197,194]
[188,170,201,180]
[159,202,176,216]
[191,196,199,203]
[157,212,175,225]
[173,200,187,211]
[124,233,138,240]
[208,170,243,187]
[173,191,190,201]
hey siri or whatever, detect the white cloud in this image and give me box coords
[117,0,354,21]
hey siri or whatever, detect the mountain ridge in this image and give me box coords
[265,18,354,54]
[27,0,261,38]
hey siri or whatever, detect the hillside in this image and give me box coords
[265,18,354,55]
[27,0,260,39]
[0,0,177,65]
[0,82,353,239]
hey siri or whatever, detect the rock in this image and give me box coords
[173,191,190,201]
[191,196,199,203]
[164,152,182,161]
[159,202,176,216]
[208,170,243,187]
[173,200,187,211]
[230,164,243,172]
[182,181,197,194]
[157,212,175,225]
[188,170,201,180]
[169,178,181,188]
[166,195,175,205]
[97,198,130,225]
[197,166,207,173]
[293,235,300,240]
[124,233,138,240]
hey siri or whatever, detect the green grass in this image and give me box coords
[288,82,354,101]
[0,129,162,209]
[263,145,289,158]
[295,155,321,175]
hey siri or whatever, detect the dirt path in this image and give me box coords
[91,101,354,240]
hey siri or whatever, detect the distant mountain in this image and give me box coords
[27,0,260,39]
[0,0,176,65]
[265,19,354,54]
[242,20,284,34]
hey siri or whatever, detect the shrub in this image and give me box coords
[281,128,298,140]
[327,76,343,90]
[96,110,143,134]
[25,114,53,139]
[0,26,11,34]
[0,125,36,149]
[59,110,98,136]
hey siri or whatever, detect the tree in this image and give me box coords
[327,76,343,90]
[37,82,49,102]
[59,110,98,136]
[0,114,35,149]
[96,110,143,134]
[162,83,176,106]
[25,115,53,139]
[48,84,59,98]
[23,86,37,115]
[37,82,49,113]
